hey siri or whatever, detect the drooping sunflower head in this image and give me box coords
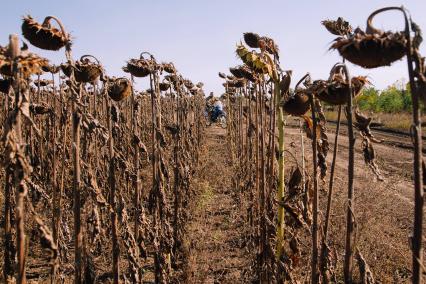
[322,17,353,36]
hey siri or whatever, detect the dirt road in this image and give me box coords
[284,122,422,283]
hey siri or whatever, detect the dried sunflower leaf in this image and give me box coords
[356,249,375,284]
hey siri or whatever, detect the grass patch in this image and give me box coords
[324,110,426,132]
[197,181,214,210]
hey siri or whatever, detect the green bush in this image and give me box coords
[356,84,413,113]
[378,86,405,112]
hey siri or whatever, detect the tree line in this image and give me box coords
[355,82,416,113]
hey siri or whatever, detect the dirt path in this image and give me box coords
[186,126,246,283]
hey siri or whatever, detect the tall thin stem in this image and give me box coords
[323,105,341,240]
[342,64,354,284]
[310,94,319,284]
[72,96,82,284]
[275,76,286,261]
[9,34,27,284]
[107,99,120,284]
[321,105,341,281]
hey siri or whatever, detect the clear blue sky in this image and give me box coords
[1,1,425,94]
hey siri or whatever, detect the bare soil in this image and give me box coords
[286,120,423,283]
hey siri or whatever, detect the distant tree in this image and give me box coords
[356,87,379,112]
[377,85,405,112]
[403,83,413,111]
[355,83,414,113]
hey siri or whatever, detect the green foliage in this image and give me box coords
[355,84,413,113]
[356,87,379,112]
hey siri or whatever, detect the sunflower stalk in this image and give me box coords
[275,77,285,262]
[272,66,287,284]
[310,94,320,284]
[320,105,341,282]
[10,34,27,284]
[341,63,355,284]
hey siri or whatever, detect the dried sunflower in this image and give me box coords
[61,55,102,83]
[330,7,411,68]
[312,74,369,105]
[282,73,311,116]
[226,78,246,88]
[159,82,170,92]
[30,103,52,115]
[243,32,260,48]
[0,43,49,78]
[229,65,257,82]
[322,17,353,36]
[41,64,60,74]
[107,77,132,102]
[124,52,157,77]
[34,79,53,87]
[280,71,292,98]
[236,44,273,77]
[183,79,194,89]
[283,90,310,116]
[22,15,69,51]
[162,62,176,74]
[259,36,280,60]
